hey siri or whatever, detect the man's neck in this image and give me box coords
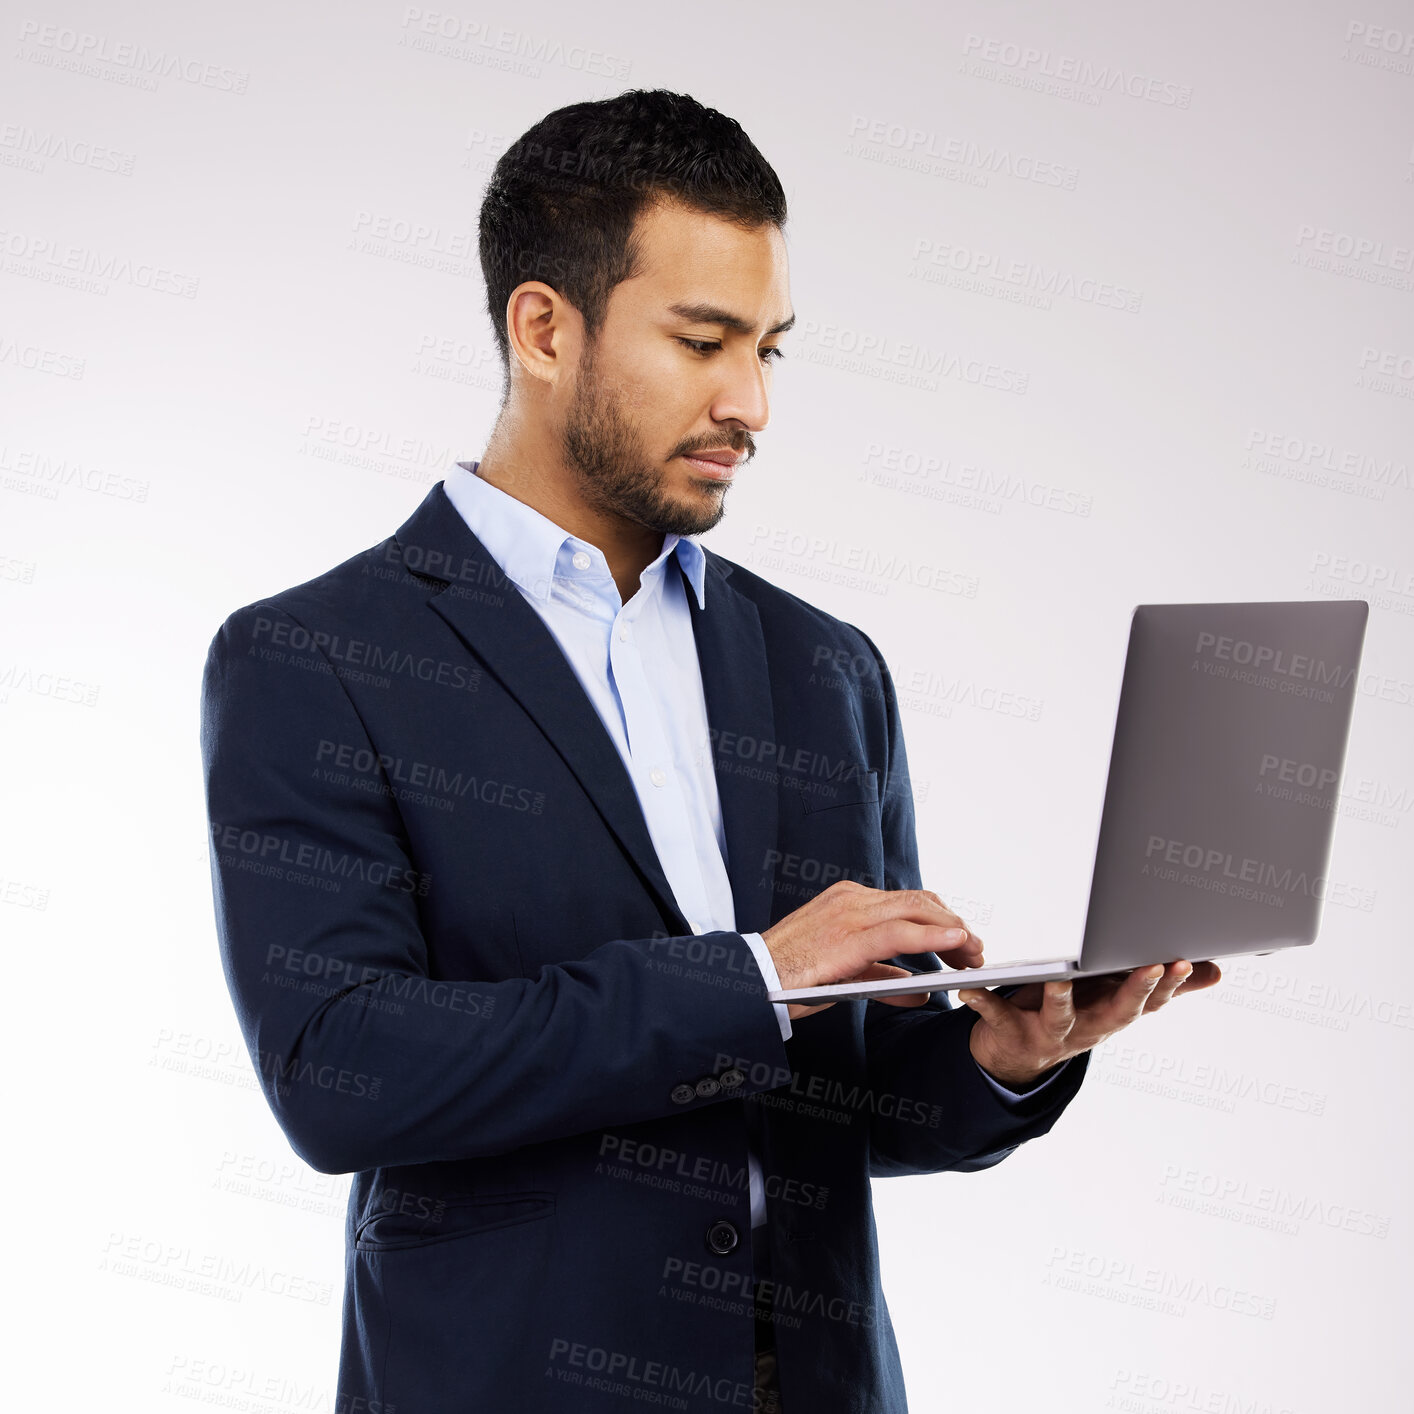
[474,433,663,606]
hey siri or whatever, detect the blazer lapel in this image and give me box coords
[683,552,780,937]
[392,482,781,941]
[394,484,690,934]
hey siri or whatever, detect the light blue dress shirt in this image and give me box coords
[442,460,1064,1228]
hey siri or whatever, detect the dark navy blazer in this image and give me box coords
[200,481,1089,1413]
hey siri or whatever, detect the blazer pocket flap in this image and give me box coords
[793,767,880,813]
[355,1191,554,1251]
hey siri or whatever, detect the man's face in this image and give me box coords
[560,197,793,537]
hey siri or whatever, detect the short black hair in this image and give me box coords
[478,89,788,393]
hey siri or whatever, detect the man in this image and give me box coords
[201,89,1218,1413]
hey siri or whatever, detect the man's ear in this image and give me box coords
[504,282,582,389]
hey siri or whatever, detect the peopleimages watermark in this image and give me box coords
[1157,1162,1390,1238]
[0,333,84,379]
[150,1028,385,1103]
[298,414,452,485]
[0,121,137,176]
[248,613,482,692]
[0,662,101,705]
[747,523,980,598]
[1193,628,1352,681]
[213,1149,351,1221]
[396,8,631,80]
[0,446,148,499]
[1093,1039,1328,1117]
[1242,428,1409,499]
[1107,1367,1298,1414]
[1189,629,1355,704]
[707,720,877,789]
[1218,959,1414,1032]
[411,332,500,391]
[546,1337,749,1408]
[1043,1245,1277,1320]
[860,440,1094,518]
[1257,752,1339,804]
[894,661,1043,721]
[1343,20,1414,56]
[100,1233,333,1306]
[597,1133,829,1211]
[908,237,1143,313]
[15,20,250,93]
[260,942,496,1021]
[959,33,1193,107]
[791,316,1029,395]
[661,1258,875,1330]
[255,1046,382,1103]
[314,738,545,815]
[0,876,50,910]
[712,1053,946,1130]
[1142,833,1375,911]
[161,1356,398,1414]
[211,822,432,897]
[0,224,199,296]
[845,114,1079,191]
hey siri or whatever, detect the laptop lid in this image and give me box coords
[1076,600,1369,975]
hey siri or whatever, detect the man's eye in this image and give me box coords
[675,338,785,363]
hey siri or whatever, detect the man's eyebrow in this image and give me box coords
[666,301,796,337]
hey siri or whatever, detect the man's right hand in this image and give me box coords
[761,880,986,1020]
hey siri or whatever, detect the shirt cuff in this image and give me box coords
[973,1053,1071,1104]
[742,932,792,1042]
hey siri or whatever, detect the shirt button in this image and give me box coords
[649,767,667,787]
[617,625,629,642]
[571,551,591,570]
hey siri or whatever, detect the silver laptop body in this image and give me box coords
[769,600,1370,1005]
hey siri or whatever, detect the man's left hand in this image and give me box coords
[959,960,1222,1089]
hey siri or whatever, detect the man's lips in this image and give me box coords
[681,450,744,480]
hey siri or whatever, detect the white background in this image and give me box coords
[4,1,1411,1409]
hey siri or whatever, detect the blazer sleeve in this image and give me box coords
[849,627,1090,1178]
[200,602,790,1175]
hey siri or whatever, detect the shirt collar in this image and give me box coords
[443,460,707,609]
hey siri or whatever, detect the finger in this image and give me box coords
[1070,974,1127,1010]
[1175,960,1222,994]
[1039,980,1077,1040]
[1002,981,1045,1011]
[1097,964,1165,1027]
[918,892,986,959]
[850,961,932,1008]
[956,986,1014,1029]
[1066,965,1157,1034]
[858,888,970,935]
[858,917,976,965]
[1143,961,1194,1013]
[937,934,986,969]
[1073,968,1127,994]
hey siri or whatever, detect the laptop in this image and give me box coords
[768,600,1370,1005]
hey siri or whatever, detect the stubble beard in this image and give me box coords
[561,342,728,538]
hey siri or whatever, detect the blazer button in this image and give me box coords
[705,1219,740,1256]
[694,1077,720,1099]
[718,1067,745,1089]
[670,1083,696,1105]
